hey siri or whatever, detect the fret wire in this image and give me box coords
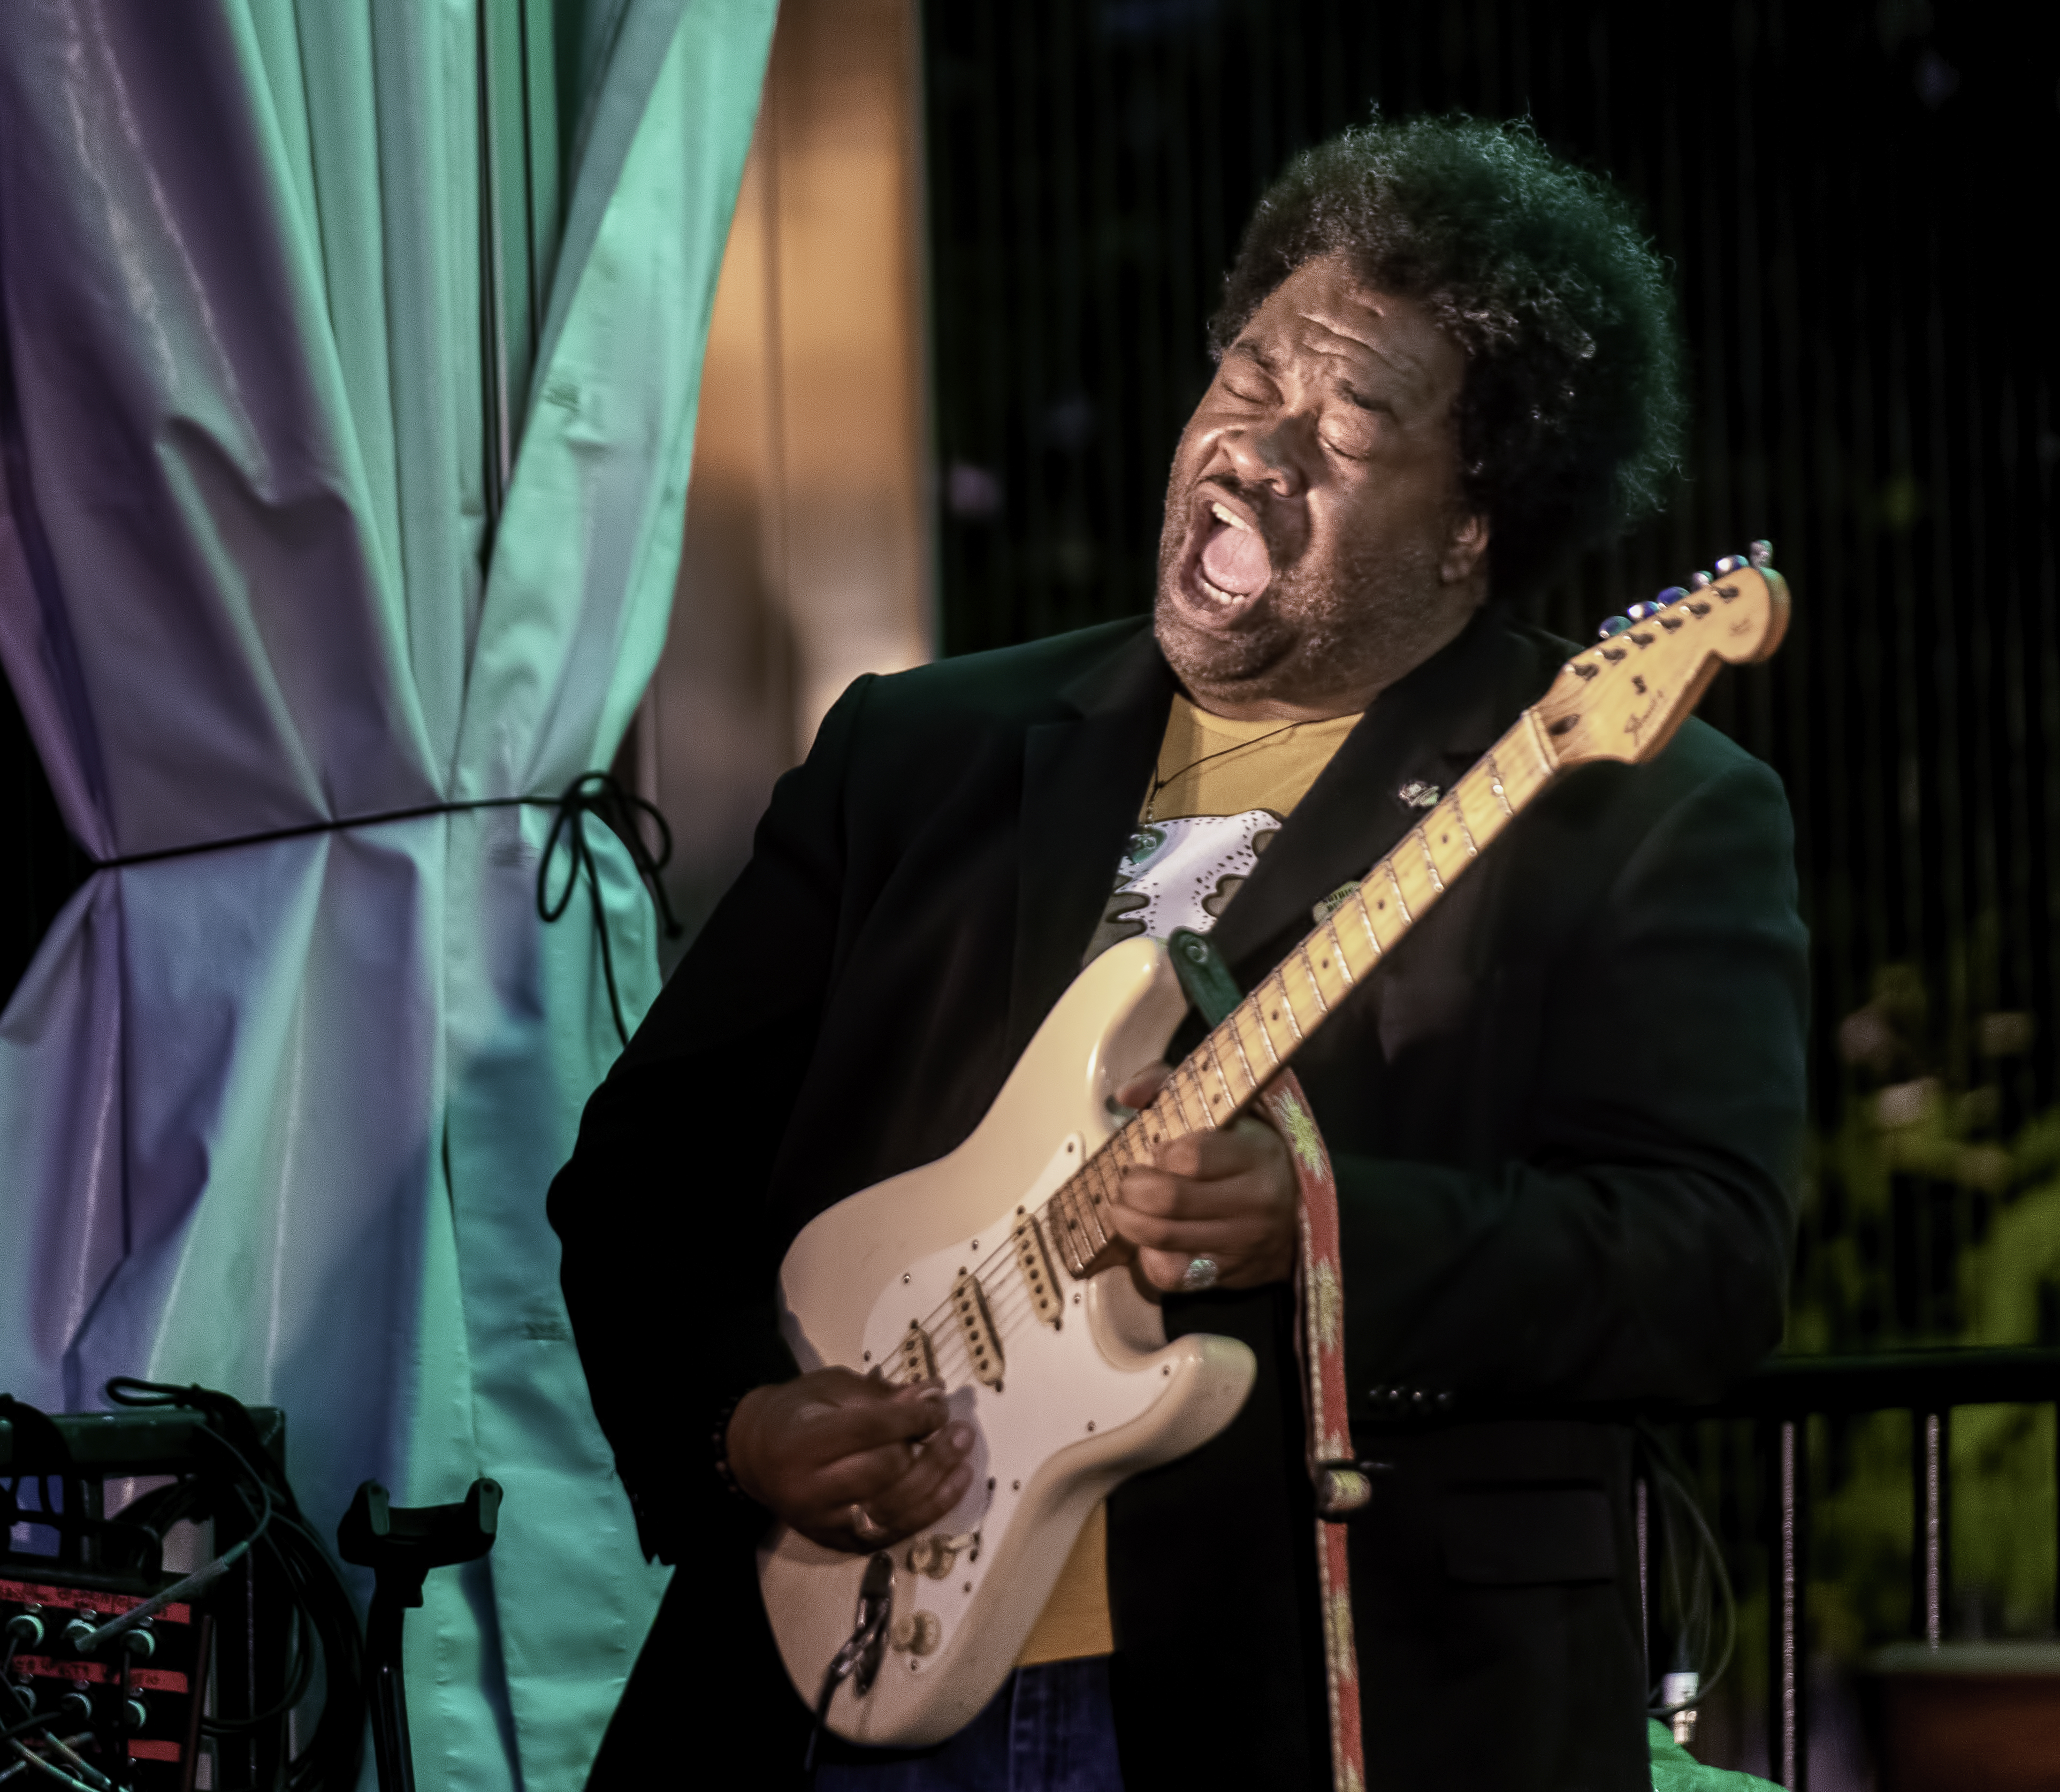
[1521,710,1559,779]
[1324,915,1355,986]
[1350,888,1385,960]
[1246,992,1284,1067]
[1080,1176,1111,1251]
[1206,1031,1240,1115]
[1296,942,1331,1015]
[1150,1088,1180,1146]
[1057,1196,1091,1273]
[1383,859,1413,925]
[1226,1010,1258,1085]
[1486,750,1513,816]
[1084,1177,1114,1252]
[1182,1059,1219,1129]
[1453,800,1479,857]
[1266,970,1304,1043]
[1063,1186,1112,1252]
[1072,1169,1108,1243]
[1415,827,1445,893]
[1170,1063,1203,1137]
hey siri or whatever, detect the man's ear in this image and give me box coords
[1441,510,1491,585]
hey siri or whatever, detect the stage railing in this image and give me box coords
[1655,1345,2060,1790]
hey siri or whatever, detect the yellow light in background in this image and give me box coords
[636,0,932,954]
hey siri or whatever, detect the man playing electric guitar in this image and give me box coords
[550,116,1806,1792]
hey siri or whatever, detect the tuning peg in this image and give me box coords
[1688,571,1713,591]
[1626,601,1664,621]
[1713,554,1748,575]
[1597,615,1633,639]
[1748,540,1774,567]
[1654,585,1689,607]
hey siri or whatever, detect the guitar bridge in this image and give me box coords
[951,1271,1005,1388]
[1013,1215,1062,1330]
[894,1321,937,1386]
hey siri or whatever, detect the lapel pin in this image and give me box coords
[1397,781,1441,810]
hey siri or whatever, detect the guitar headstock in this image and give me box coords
[1533,544,1791,767]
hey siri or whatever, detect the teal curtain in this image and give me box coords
[0,2,775,1785]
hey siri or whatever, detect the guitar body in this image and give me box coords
[758,557,1791,1749]
[762,935,1259,1746]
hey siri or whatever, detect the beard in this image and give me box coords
[1153,474,1460,712]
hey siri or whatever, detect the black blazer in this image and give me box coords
[550,607,1807,1792]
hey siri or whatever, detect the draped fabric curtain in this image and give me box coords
[0,3,774,1784]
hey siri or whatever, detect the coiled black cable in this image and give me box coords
[102,1379,364,1792]
[1635,1419,1738,1722]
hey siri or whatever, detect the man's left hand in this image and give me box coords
[1109,1063,1298,1292]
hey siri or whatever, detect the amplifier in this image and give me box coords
[2,1396,309,1792]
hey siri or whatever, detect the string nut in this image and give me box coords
[1597,615,1633,639]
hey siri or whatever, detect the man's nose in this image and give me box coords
[1218,411,1313,497]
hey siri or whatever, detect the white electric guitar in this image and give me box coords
[764,556,1791,1745]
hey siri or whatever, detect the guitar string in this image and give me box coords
[878,843,1397,1367]
[844,614,1728,1385]
[865,774,1515,1377]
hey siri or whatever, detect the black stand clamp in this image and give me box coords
[337,1478,501,1792]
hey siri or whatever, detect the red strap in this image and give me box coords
[1257,1074,1367,1792]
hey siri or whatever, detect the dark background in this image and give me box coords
[922,0,2060,1335]
[915,4,2060,1760]
[3,1,2058,1762]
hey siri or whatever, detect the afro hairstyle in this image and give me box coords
[1212,115,1687,603]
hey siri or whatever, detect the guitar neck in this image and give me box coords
[1043,704,1566,1278]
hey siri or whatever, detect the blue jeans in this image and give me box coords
[815,1658,1125,1792]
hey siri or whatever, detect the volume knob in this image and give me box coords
[890,1611,942,1655]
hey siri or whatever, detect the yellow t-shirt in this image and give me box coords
[1018,692,1361,1668]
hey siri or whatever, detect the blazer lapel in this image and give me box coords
[1209,607,1549,982]
[1008,624,1176,1062]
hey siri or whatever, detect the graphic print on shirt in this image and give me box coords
[1081,809,1280,964]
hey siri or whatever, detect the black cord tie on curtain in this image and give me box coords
[536,772,683,1045]
[91,771,683,1047]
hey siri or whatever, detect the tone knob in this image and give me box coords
[905,1535,957,1579]
[889,1611,943,1655]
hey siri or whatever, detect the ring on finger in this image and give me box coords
[850,1503,891,1544]
[1180,1253,1220,1293]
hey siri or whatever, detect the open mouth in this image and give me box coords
[1182,493,1274,619]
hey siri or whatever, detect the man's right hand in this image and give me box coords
[726,1370,975,1551]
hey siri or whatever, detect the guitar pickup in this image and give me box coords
[951,1271,1005,1388]
[895,1321,937,1386]
[1013,1215,1063,1330]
